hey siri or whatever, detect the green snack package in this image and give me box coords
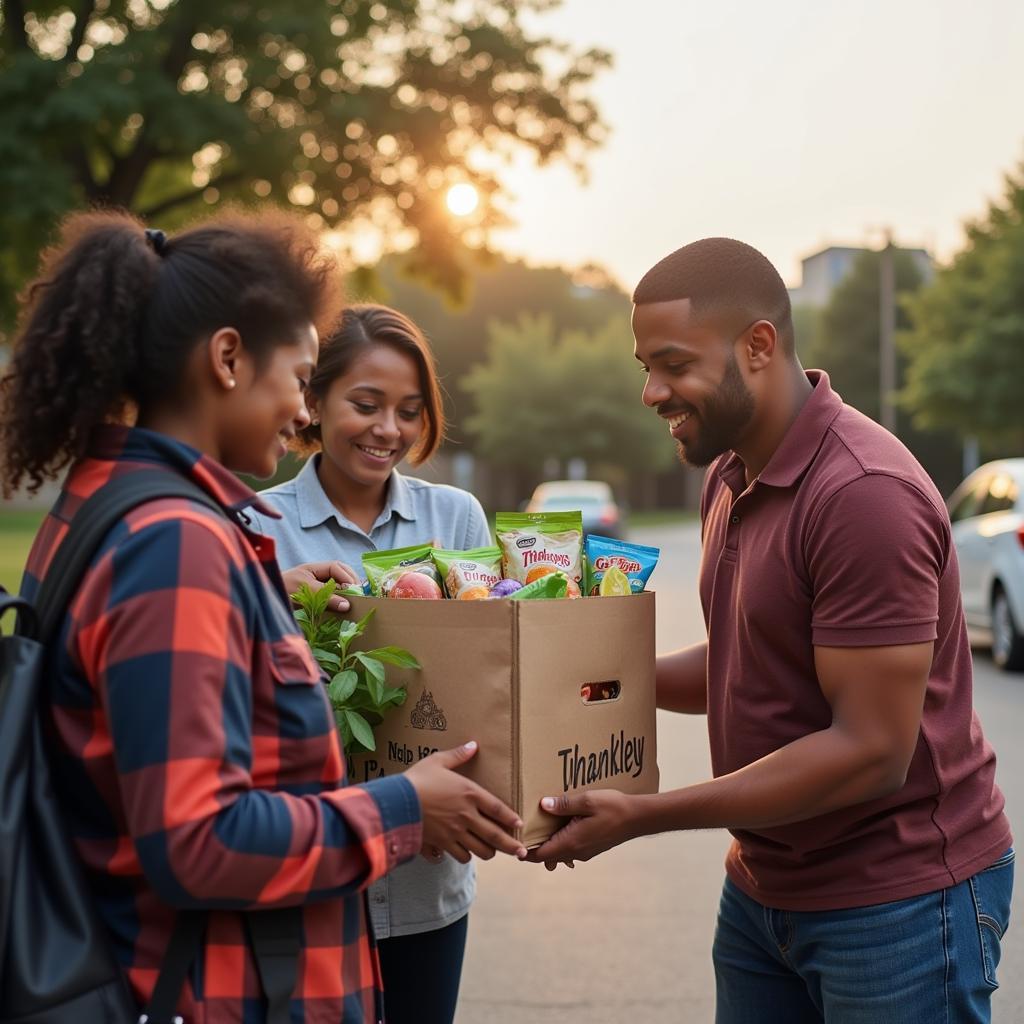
[495,510,584,598]
[362,543,443,600]
[584,535,661,596]
[508,570,569,600]
[432,546,502,600]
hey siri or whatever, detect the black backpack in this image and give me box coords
[0,471,301,1024]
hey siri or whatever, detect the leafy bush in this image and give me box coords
[292,581,418,754]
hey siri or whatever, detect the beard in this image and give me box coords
[676,354,756,468]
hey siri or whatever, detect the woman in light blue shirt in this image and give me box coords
[254,304,490,1024]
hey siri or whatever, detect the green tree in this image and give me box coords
[804,247,924,420]
[901,166,1024,454]
[0,0,609,325]
[791,303,823,367]
[802,248,963,494]
[363,254,632,444]
[461,314,675,477]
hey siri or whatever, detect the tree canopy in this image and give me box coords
[366,253,632,443]
[900,166,1024,453]
[800,247,963,494]
[801,247,925,423]
[461,314,676,477]
[0,0,609,325]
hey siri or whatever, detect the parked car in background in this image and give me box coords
[947,458,1024,671]
[524,480,626,539]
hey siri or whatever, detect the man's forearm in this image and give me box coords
[629,723,908,837]
[656,642,708,713]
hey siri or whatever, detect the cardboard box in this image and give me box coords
[345,591,659,847]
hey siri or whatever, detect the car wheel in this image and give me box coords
[991,587,1024,672]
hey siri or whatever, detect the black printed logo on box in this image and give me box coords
[410,689,448,731]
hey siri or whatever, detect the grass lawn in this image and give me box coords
[0,510,45,596]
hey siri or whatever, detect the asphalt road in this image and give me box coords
[454,522,1024,1024]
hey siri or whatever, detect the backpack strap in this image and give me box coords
[1,592,36,638]
[138,911,207,1024]
[139,908,302,1024]
[244,909,305,1024]
[33,469,225,644]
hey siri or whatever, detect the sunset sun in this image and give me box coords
[446,183,479,216]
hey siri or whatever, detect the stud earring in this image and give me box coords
[312,417,320,426]
[226,379,236,389]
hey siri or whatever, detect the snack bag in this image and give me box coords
[495,510,584,598]
[584,535,660,596]
[432,546,502,600]
[362,543,443,599]
[508,570,569,600]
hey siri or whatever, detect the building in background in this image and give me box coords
[789,244,933,308]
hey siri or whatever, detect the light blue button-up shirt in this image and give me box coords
[252,454,491,939]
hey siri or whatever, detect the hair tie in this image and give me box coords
[144,228,168,256]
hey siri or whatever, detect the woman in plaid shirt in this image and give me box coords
[0,209,526,1024]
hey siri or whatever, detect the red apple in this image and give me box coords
[389,571,443,600]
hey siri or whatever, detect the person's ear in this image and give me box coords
[207,327,245,392]
[306,389,321,426]
[744,320,778,372]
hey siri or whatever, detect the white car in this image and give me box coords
[524,480,625,539]
[948,459,1024,671]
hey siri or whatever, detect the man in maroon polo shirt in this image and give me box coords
[532,238,1014,1022]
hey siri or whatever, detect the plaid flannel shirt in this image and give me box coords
[21,425,422,1023]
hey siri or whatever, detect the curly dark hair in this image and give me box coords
[0,207,342,496]
[294,304,446,465]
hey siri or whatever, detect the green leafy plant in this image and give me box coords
[291,580,418,754]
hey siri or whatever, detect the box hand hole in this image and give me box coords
[580,680,621,704]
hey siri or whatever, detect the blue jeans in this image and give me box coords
[713,848,1014,1024]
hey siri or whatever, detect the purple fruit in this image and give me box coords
[489,579,523,598]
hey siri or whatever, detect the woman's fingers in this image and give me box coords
[443,841,472,865]
[282,561,360,613]
[469,817,527,859]
[477,791,524,833]
[459,832,498,861]
[324,560,361,586]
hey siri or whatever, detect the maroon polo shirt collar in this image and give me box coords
[716,369,844,491]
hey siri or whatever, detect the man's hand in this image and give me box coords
[282,560,361,613]
[527,789,638,870]
[405,741,529,864]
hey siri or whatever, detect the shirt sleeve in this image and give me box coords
[804,474,948,648]
[463,493,493,549]
[74,508,422,909]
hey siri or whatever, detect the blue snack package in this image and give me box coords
[584,535,660,596]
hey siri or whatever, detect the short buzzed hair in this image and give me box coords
[633,237,795,354]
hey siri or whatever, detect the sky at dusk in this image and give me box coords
[489,0,1024,291]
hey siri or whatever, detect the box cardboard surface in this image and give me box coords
[345,591,658,847]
